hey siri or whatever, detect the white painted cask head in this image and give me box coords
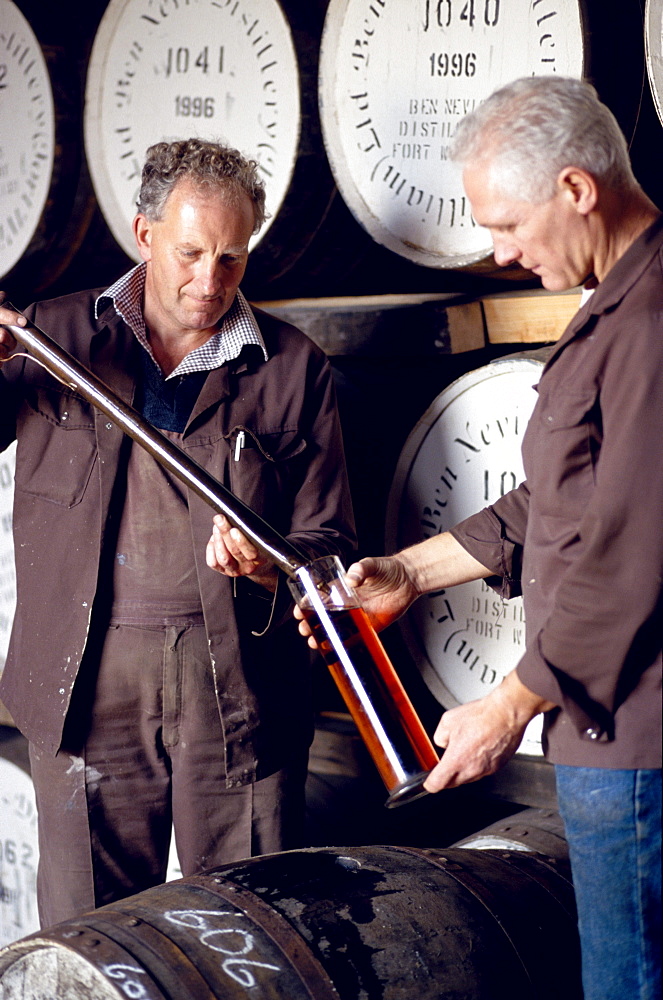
[84,0,302,262]
[318,0,587,268]
[386,357,545,754]
[646,0,663,126]
[0,1,55,280]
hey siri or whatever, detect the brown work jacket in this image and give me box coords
[0,290,356,782]
[452,215,663,768]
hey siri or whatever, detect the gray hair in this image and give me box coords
[136,138,267,232]
[450,76,637,202]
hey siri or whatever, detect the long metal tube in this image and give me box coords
[1,306,308,576]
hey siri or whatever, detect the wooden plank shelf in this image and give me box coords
[256,288,583,356]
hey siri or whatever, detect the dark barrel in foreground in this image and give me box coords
[0,844,581,999]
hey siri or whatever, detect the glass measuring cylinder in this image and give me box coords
[290,555,439,807]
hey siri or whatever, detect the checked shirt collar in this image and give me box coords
[96,262,268,380]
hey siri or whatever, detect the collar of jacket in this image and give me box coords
[89,302,266,441]
[91,297,138,405]
[542,212,663,373]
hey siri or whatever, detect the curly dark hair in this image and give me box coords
[136,138,267,232]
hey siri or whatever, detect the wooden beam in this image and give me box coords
[255,293,486,356]
[255,287,583,356]
[482,288,583,344]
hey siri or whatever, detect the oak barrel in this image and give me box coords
[318,0,644,271]
[0,445,37,948]
[453,807,569,859]
[0,843,581,999]
[0,726,38,948]
[385,355,547,755]
[82,0,364,297]
[0,0,95,299]
[646,0,663,126]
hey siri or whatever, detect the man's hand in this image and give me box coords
[206,514,278,592]
[423,670,557,792]
[345,555,420,631]
[0,295,25,361]
[293,553,419,648]
[294,532,492,647]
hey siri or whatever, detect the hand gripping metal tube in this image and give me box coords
[3,307,438,805]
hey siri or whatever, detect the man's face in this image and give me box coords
[463,160,592,291]
[135,178,255,339]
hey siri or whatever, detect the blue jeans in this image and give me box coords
[555,766,661,1000]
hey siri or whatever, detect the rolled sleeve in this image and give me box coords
[450,481,530,600]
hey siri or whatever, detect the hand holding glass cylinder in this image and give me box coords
[289,555,439,807]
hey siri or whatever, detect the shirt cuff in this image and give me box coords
[450,506,523,599]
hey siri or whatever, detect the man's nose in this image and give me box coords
[492,234,520,267]
[195,257,224,293]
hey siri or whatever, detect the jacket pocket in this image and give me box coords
[531,387,600,509]
[536,389,597,431]
[227,425,306,530]
[15,388,97,507]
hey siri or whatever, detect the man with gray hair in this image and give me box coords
[300,77,661,999]
[0,138,355,926]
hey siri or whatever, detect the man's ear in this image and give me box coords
[133,214,152,262]
[557,166,598,216]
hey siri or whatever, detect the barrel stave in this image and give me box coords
[394,846,581,999]
[96,880,323,1000]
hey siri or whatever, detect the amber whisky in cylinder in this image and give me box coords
[290,556,439,806]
